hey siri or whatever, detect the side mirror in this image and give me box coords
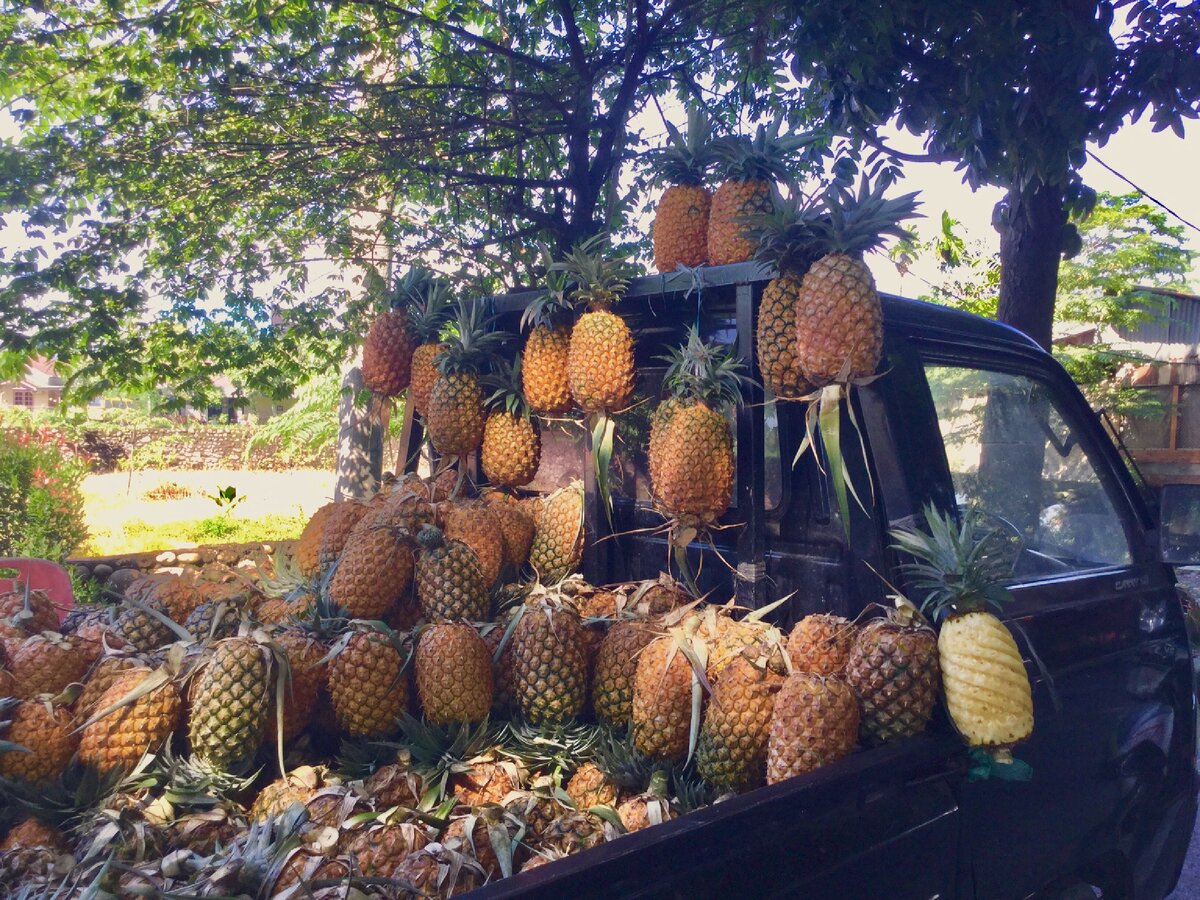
[1159,484,1200,565]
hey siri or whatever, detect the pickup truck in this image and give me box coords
[394,262,1199,900]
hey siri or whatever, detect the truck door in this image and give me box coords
[879,343,1195,898]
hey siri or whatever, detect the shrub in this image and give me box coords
[0,430,90,560]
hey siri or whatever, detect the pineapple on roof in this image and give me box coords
[650,105,715,273]
[707,120,812,266]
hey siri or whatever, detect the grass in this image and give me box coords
[84,512,307,556]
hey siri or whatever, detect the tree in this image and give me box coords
[0,2,781,403]
[893,191,1195,414]
[770,0,1200,349]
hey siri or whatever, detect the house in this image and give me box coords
[0,358,63,411]
[1084,286,1200,485]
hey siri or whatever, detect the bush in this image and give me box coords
[0,430,90,560]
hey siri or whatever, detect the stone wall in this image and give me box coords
[6,426,335,472]
[69,540,296,591]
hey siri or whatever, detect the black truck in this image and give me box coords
[394,262,1199,899]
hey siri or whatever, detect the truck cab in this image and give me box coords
[396,263,1198,899]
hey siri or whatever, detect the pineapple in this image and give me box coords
[696,653,786,792]
[248,766,323,821]
[442,807,521,880]
[326,629,409,738]
[265,626,327,743]
[0,586,59,636]
[188,637,273,773]
[349,822,431,879]
[844,611,940,746]
[184,597,244,643]
[631,632,696,762]
[327,521,415,620]
[592,618,657,727]
[793,179,919,387]
[528,481,585,584]
[481,357,542,489]
[78,666,184,775]
[615,769,674,833]
[415,525,489,622]
[648,328,748,529]
[74,654,142,720]
[443,502,506,587]
[487,499,536,574]
[0,697,78,784]
[787,613,856,676]
[147,578,205,624]
[295,502,336,579]
[426,301,505,459]
[362,268,425,397]
[520,244,575,416]
[566,761,617,810]
[393,843,483,897]
[316,500,370,573]
[404,272,454,418]
[749,195,826,399]
[707,120,809,266]
[482,614,517,713]
[415,622,494,725]
[510,590,588,725]
[557,235,637,415]
[650,106,714,272]
[8,632,90,699]
[766,672,859,783]
[891,506,1034,752]
[111,596,178,653]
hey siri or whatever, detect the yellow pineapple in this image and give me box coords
[404,273,454,418]
[414,622,493,725]
[891,506,1033,754]
[651,106,714,272]
[787,613,856,676]
[327,522,415,620]
[631,631,695,762]
[362,268,426,397]
[510,590,588,725]
[766,672,859,782]
[326,629,409,738]
[443,502,506,587]
[481,357,542,489]
[528,481,585,583]
[0,697,78,784]
[696,654,785,792]
[78,666,183,775]
[415,525,489,622]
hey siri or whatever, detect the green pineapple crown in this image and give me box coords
[659,327,751,410]
[484,356,532,419]
[521,242,575,332]
[649,105,715,187]
[388,266,435,311]
[810,177,922,258]
[710,118,816,184]
[748,193,830,275]
[435,300,508,377]
[407,277,455,343]
[889,504,1015,621]
[552,234,639,311]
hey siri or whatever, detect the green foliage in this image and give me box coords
[0,2,778,403]
[0,431,90,560]
[890,211,1000,318]
[90,513,308,555]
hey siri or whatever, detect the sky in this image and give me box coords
[868,117,1200,297]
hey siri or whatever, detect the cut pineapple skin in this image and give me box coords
[938,610,1034,748]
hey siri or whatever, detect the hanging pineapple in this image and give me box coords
[791,179,920,531]
[481,357,542,489]
[362,268,425,397]
[793,179,920,387]
[749,196,827,399]
[649,329,749,583]
[520,244,575,417]
[891,505,1035,762]
[556,235,638,517]
[707,120,811,267]
[406,274,455,419]
[650,105,714,273]
[425,301,506,461]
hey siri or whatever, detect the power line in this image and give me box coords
[1086,149,1200,235]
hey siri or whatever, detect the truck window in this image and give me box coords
[924,365,1132,577]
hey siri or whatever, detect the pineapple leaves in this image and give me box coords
[797,384,874,538]
[591,412,617,527]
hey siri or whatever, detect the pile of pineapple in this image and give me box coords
[0,479,1032,897]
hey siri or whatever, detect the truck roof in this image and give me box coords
[489,261,1044,355]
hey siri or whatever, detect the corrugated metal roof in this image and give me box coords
[1115,290,1200,350]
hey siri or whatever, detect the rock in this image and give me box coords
[216,550,236,565]
[153,566,185,576]
[91,564,114,582]
[236,559,258,571]
[107,568,142,593]
[176,552,201,565]
[262,544,274,555]
[155,551,177,565]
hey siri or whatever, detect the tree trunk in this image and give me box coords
[996,182,1067,351]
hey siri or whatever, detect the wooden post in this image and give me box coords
[334,366,378,501]
[734,282,767,609]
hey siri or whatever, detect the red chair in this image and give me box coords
[0,558,76,624]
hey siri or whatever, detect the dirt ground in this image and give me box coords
[81,469,335,539]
